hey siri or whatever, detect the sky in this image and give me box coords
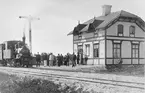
[0,0,145,55]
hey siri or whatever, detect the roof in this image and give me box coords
[80,19,104,32]
[4,40,22,44]
[67,24,87,35]
[68,10,145,35]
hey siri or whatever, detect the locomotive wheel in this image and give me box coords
[26,65,29,68]
[11,59,15,67]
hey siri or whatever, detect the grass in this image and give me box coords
[0,75,90,93]
[77,64,145,77]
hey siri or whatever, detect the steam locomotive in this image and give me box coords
[0,40,36,67]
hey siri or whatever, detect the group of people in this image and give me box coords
[34,52,88,67]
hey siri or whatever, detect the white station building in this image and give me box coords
[68,5,145,66]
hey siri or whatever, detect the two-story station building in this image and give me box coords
[68,5,145,66]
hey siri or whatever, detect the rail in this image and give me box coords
[0,67,144,90]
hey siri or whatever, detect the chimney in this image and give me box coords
[22,31,26,44]
[102,5,112,16]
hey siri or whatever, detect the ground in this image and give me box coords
[0,64,144,93]
[35,64,145,77]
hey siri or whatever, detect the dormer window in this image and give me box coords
[129,26,135,37]
[88,23,95,32]
[118,24,123,36]
[78,34,82,39]
[94,32,98,37]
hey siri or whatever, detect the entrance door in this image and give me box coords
[78,45,83,64]
[113,43,121,64]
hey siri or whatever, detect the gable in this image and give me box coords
[107,21,145,37]
[106,16,145,32]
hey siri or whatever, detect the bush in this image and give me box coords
[0,76,86,93]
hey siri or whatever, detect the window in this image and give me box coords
[94,32,98,37]
[85,44,90,56]
[113,43,121,58]
[78,34,82,39]
[94,43,99,57]
[78,45,83,54]
[129,26,135,37]
[132,44,139,58]
[118,24,123,36]
[7,43,11,49]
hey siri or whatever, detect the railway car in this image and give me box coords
[0,40,36,67]
[0,44,3,64]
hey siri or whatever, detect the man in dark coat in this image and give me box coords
[47,53,50,66]
[66,53,70,66]
[57,54,61,67]
[60,54,63,66]
[80,53,83,65]
[43,53,47,66]
[77,52,80,65]
[36,52,41,67]
[72,52,76,67]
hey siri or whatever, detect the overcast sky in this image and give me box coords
[0,0,144,55]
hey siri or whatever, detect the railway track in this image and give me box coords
[0,67,144,90]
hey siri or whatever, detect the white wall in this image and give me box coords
[99,40,105,65]
[122,41,131,58]
[140,59,145,64]
[82,33,94,39]
[99,59,105,65]
[98,30,105,36]
[94,59,99,64]
[100,40,105,58]
[107,21,145,37]
[132,59,138,64]
[107,59,113,64]
[73,36,78,40]
[122,59,131,64]
[140,42,145,58]
[74,29,105,41]
[107,40,112,58]
[73,44,78,53]
[87,59,94,65]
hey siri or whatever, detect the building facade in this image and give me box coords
[68,5,145,66]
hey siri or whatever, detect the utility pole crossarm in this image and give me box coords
[19,15,40,21]
[19,16,28,19]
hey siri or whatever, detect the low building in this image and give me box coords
[68,5,145,66]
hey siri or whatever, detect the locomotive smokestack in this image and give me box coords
[22,31,26,44]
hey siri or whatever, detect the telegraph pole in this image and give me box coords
[19,15,39,53]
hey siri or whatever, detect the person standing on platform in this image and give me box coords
[72,52,76,67]
[77,52,80,65]
[49,53,54,66]
[47,53,50,66]
[57,54,61,67]
[65,53,69,66]
[40,53,44,66]
[64,55,67,66]
[43,53,47,67]
[53,55,57,66]
[60,54,63,66]
[80,53,83,65]
[36,52,41,67]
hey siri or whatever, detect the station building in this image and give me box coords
[68,5,145,65]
